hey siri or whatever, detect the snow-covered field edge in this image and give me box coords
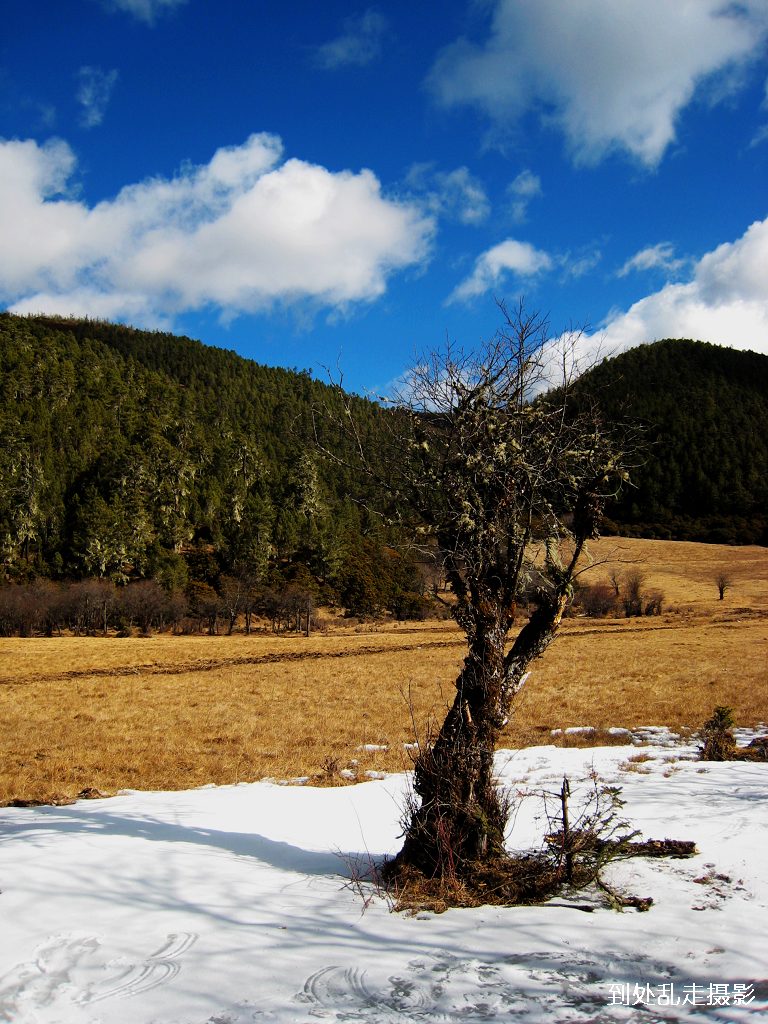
[1,731,766,1023]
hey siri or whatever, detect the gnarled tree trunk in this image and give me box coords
[387,592,568,880]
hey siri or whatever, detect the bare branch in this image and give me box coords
[315,301,640,891]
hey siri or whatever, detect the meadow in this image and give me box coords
[1,537,766,806]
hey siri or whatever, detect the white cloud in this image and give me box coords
[97,0,188,23]
[76,66,118,128]
[405,164,490,225]
[11,287,171,329]
[561,249,602,281]
[0,133,434,323]
[313,9,389,70]
[599,218,768,355]
[428,0,768,167]
[507,169,541,221]
[617,242,686,278]
[448,238,552,303]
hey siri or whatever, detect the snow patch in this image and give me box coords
[0,734,766,1023]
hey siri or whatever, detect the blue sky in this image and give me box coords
[2,0,767,393]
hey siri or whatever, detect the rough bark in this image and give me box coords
[388,590,569,880]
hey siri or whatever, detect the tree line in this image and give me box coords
[0,551,435,638]
[0,576,317,638]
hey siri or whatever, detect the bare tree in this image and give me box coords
[219,574,245,635]
[323,303,634,892]
[118,580,168,635]
[622,570,646,617]
[66,579,116,636]
[609,568,622,597]
[715,572,732,601]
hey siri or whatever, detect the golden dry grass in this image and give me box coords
[576,536,768,610]
[1,538,766,805]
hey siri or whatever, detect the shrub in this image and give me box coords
[579,582,618,618]
[699,706,736,761]
[391,591,433,621]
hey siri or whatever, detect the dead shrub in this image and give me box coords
[579,582,618,618]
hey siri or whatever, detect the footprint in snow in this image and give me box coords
[87,930,198,1002]
[0,933,100,1013]
[295,951,683,1022]
[0,930,197,1014]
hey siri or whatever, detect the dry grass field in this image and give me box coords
[1,537,766,806]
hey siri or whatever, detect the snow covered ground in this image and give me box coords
[1,732,766,1023]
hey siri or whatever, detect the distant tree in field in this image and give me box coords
[230,563,266,635]
[715,572,732,600]
[621,570,646,617]
[32,580,65,637]
[219,574,245,635]
[322,302,634,896]
[280,583,315,636]
[0,584,41,636]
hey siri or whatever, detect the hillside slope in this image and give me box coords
[0,313,397,594]
[576,338,768,543]
[1,317,765,593]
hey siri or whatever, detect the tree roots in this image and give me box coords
[381,837,697,915]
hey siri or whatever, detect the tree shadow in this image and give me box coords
[0,803,345,876]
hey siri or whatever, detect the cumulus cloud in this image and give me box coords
[599,218,768,355]
[448,238,552,303]
[617,242,686,278]
[405,164,490,225]
[507,169,541,221]
[76,66,118,128]
[97,0,188,23]
[428,0,768,166]
[0,133,434,322]
[313,8,389,70]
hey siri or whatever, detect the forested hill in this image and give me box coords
[576,338,768,544]
[0,313,413,607]
[1,316,766,599]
